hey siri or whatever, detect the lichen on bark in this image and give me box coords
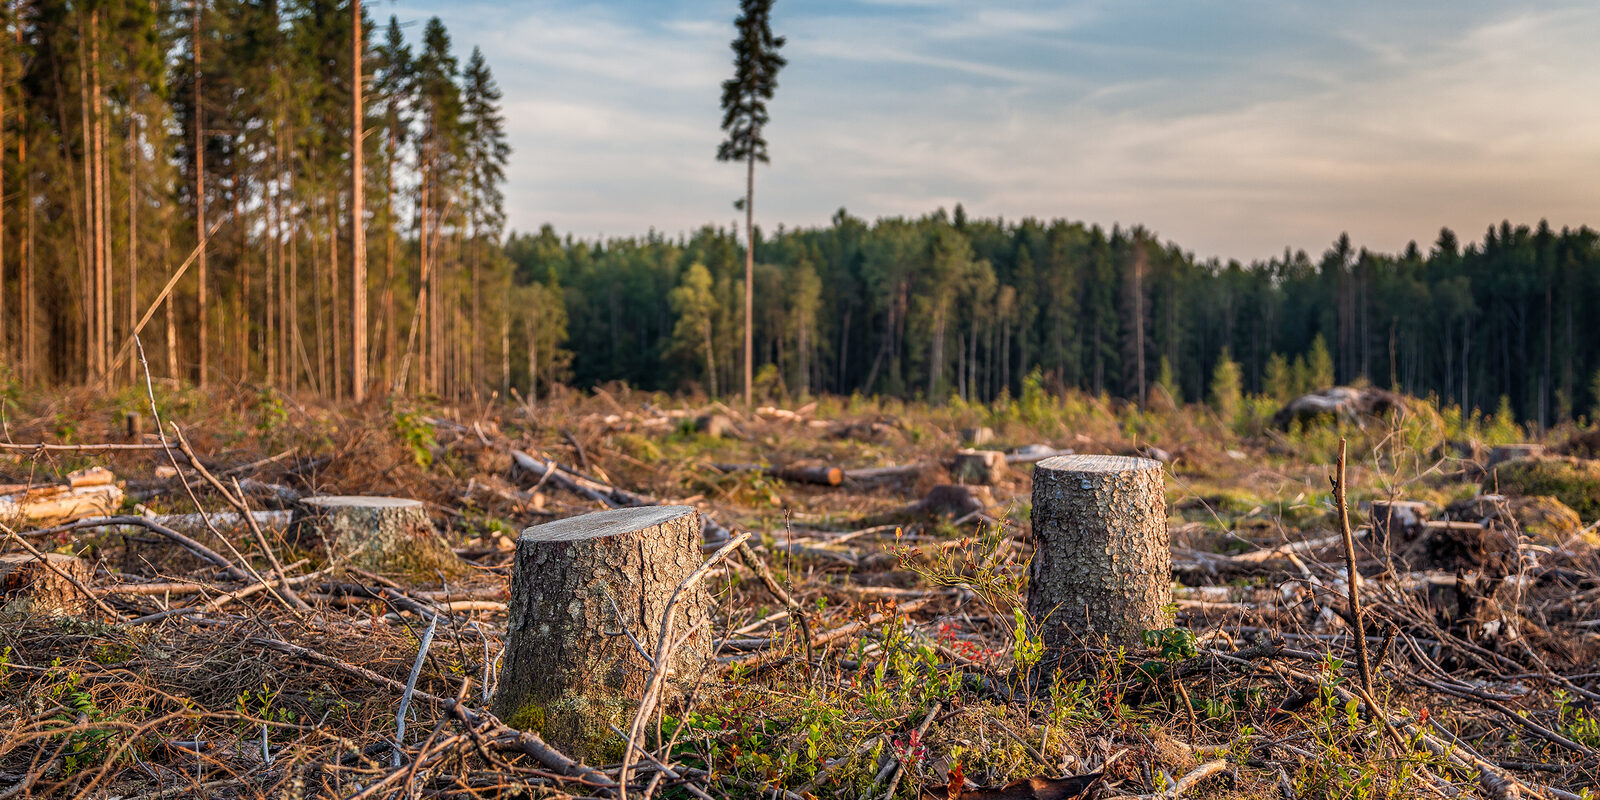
[1026,454,1173,652]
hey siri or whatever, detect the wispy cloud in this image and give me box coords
[404,0,1600,260]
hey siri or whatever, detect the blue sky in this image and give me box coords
[397,0,1600,261]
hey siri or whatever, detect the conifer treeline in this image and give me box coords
[3,4,1595,425]
[0,1,527,400]
[508,210,1600,425]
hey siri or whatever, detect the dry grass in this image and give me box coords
[0,381,1596,799]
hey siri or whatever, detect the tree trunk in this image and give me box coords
[193,0,207,388]
[743,151,754,408]
[289,496,466,579]
[1027,454,1171,650]
[493,505,713,762]
[350,0,366,402]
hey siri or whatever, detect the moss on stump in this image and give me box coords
[493,505,712,763]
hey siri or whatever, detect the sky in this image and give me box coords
[397,0,1600,263]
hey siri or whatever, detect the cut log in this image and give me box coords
[951,449,1006,485]
[1487,444,1543,468]
[288,496,466,579]
[494,505,713,762]
[1005,444,1074,464]
[843,462,929,483]
[0,477,124,527]
[1272,386,1403,429]
[712,462,844,486]
[1027,454,1172,651]
[0,553,93,616]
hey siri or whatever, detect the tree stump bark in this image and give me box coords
[493,505,712,762]
[1027,454,1172,651]
[1368,500,1431,557]
[952,449,1007,485]
[1,553,93,616]
[289,496,466,579]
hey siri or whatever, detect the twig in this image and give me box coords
[395,615,440,768]
[18,515,248,581]
[737,539,816,672]
[618,531,750,800]
[1331,438,1405,751]
[170,426,312,613]
[880,701,942,800]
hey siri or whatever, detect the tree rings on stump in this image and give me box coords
[289,496,466,579]
[493,505,712,762]
[1027,454,1173,653]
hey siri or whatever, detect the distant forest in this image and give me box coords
[510,212,1597,428]
[0,5,1593,427]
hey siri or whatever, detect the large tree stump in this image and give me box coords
[0,553,93,616]
[952,449,1007,485]
[1027,455,1172,651]
[493,505,712,762]
[289,496,466,579]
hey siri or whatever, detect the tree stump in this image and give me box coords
[1368,500,1431,557]
[289,496,466,579]
[1,553,93,616]
[1027,455,1171,651]
[952,449,1007,485]
[493,505,712,762]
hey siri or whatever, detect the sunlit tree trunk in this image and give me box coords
[350,0,367,401]
[193,0,207,388]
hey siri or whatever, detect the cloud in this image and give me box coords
[402,0,1600,260]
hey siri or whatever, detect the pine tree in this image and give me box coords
[350,0,366,400]
[1210,347,1242,422]
[669,262,719,396]
[717,0,785,408]
[462,46,509,397]
[372,15,412,392]
[1306,333,1334,389]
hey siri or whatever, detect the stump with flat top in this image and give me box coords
[289,496,466,579]
[1,553,93,616]
[952,448,1007,485]
[1027,454,1172,651]
[493,505,713,762]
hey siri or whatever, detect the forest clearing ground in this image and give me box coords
[0,380,1596,798]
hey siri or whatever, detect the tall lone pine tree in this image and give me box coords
[717,0,785,407]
